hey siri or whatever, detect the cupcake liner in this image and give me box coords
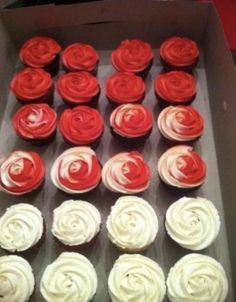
[136,59,153,79]
[155,92,196,108]
[160,58,198,74]
[61,91,100,108]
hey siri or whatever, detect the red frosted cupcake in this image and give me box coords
[111,39,153,79]
[0,150,45,196]
[10,68,54,105]
[159,36,199,72]
[62,43,99,75]
[110,104,153,147]
[12,104,57,143]
[105,72,146,106]
[57,71,100,107]
[154,71,196,107]
[59,106,104,147]
[19,36,61,76]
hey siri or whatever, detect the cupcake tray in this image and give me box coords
[0,1,236,301]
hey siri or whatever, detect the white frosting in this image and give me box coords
[40,252,97,302]
[26,108,46,127]
[108,254,166,302]
[167,253,228,302]
[165,197,220,250]
[0,255,35,302]
[107,196,158,251]
[0,203,43,252]
[52,200,101,246]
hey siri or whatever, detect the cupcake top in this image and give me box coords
[12,103,57,140]
[157,145,206,189]
[0,150,45,195]
[105,72,146,104]
[62,43,99,72]
[57,71,100,105]
[10,68,53,101]
[59,106,104,145]
[157,106,204,142]
[19,36,61,68]
[165,197,220,250]
[40,252,97,302]
[160,36,199,67]
[111,39,153,73]
[110,104,153,138]
[154,71,196,104]
[106,196,158,251]
[51,147,101,194]
[52,200,101,246]
[167,254,228,302]
[108,254,166,302]
[0,255,35,302]
[102,151,151,194]
[0,203,43,252]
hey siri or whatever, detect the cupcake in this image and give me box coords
[102,151,151,194]
[108,254,166,302]
[111,39,153,78]
[0,255,35,302]
[165,197,220,250]
[0,203,43,252]
[106,196,158,252]
[52,199,101,247]
[40,252,97,302]
[19,36,61,76]
[154,71,196,107]
[110,103,153,147]
[157,145,206,189]
[51,147,101,194]
[10,68,54,105]
[56,71,100,107]
[59,106,104,147]
[105,72,146,106]
[159,36,199,72]
[157,106,204,143]
[12,103,57,143]
[167,254,228,302]
[61,43,99,75]
[0,150,45,195]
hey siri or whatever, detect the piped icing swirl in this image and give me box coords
[108,254,166,302]
[0,255,35,302]
[0,203,43,252]
[158,106,204,141]
[51,147,101,194]
[102,151,151,194]
[157,145,206,188]
[40,252,97,302]
[52,200,101,246]
[0,151,45,195]
[165,197,220,250]
[167,254,228,302]
[106,196,158,251]
[59,106,104,145]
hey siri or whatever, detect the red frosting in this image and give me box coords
[154,71,196,103]
[62,43,99,72]
[111,39,153,73]
[160,36,199,67]
[105,72,146,104]
[19,36,61,68]
[59,106,104,145]
[57,71,100,105]
[12,104,57,140]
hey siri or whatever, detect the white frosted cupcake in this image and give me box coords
[0,203,43,252]
[167,254,228,302]
[107,196,158,252]
[0,255,35,302]
[40,252,97,302]
[52,200,101,246]
[108,254,166,302]
[165,197,220,250]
